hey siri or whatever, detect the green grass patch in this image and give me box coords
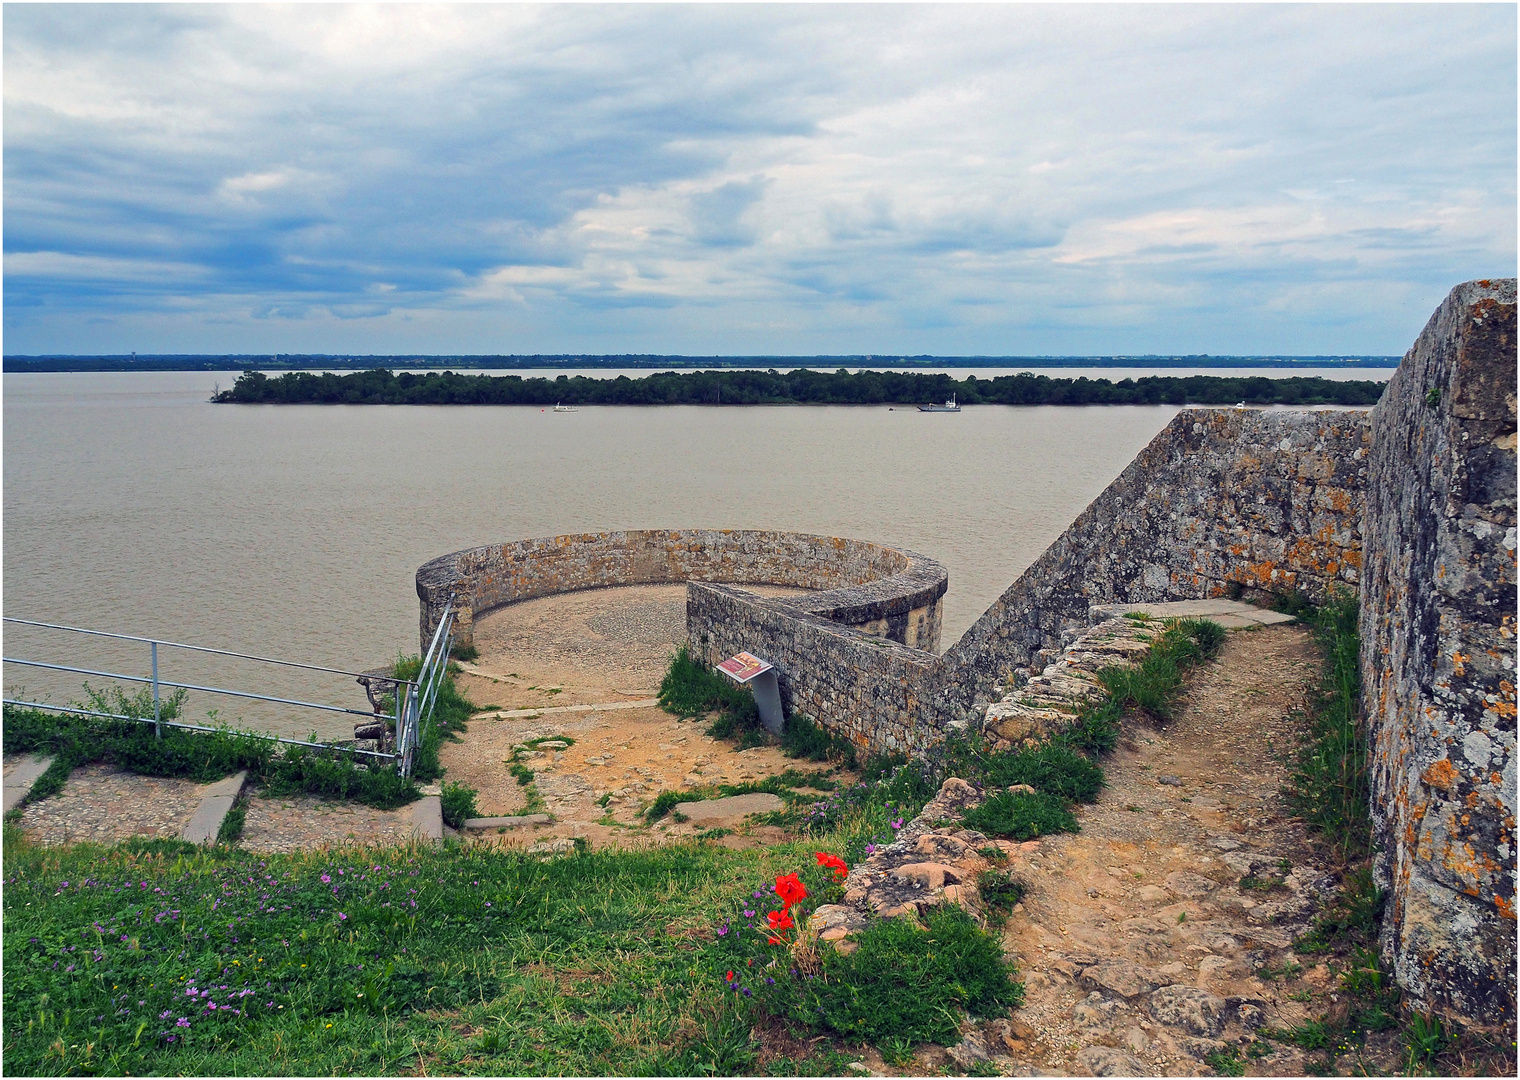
[962,789,1078,841]
[779,713,858,768]
[657,645,759,740]
[718,904,1022,1047]
[216,796,249,845]
[975,869,1025,926]
[1283,590,1370,864]
[1,827,882,1076]
[439,781,479,829]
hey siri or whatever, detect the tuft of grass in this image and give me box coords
[658,645,760,740]
[644,790,689,822]
[216,796,248,845]
[1097,617,1224,721]
[779,713,857,768]
[975,869,1025,926]
[720,904,1022,1047]
[1283,590,1370,864]
[439,781,479,829]
[962,788,1078,841]
[448,642,479,662]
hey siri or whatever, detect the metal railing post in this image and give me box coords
[151,641,161,739]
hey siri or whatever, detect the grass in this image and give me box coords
[657,645,758,739]
[439,782,480,830]
[962,788,1078,841]
[717,903,1022,1047]
[1,825,886,1076]
[1283,590,1370,864]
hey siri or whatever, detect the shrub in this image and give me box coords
[781,907,1022,1044]
[780,713,856,766]
[983,743,1105,803]
[440,781,480,829]
[658,646,760,740]
[962,788,1079,841]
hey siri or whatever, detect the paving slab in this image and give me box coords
[411,795,443,845]
[181,770,248,845]
[462,814,553,829]
[3,754,56,813]
[670,792,784,825]
[1089,599,1295,627]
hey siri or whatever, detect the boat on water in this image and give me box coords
[553,403,578,413]
[917,395,961,413]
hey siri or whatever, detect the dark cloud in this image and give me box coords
[3,3,1513,354]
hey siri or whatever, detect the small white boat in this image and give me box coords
[918,395,961,413]
[553,402,578,413]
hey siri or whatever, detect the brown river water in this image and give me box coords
[1,369,1382,738]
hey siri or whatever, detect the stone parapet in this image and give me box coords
[1360,278,1517,1027]
[940,408,1370,707]
[417,528,947,652]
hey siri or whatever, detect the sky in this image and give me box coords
[3,3,1515,357]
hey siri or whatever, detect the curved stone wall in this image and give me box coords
[416,528,947,652]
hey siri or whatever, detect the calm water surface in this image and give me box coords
[4,370,1259,736]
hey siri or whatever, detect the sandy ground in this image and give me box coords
[441,584,832,851]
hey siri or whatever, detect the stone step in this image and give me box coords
[462,814,552,829]
[181,770,248,845]
[2,755,56,814]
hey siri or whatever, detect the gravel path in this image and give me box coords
[12,762,207,846]
[238,793,418,855]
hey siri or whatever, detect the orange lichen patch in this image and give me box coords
[1422,759,1460,792]
[1495,893,1516,921]
[1452,651,1470,676]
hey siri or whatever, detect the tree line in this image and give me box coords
[211,367,1386,407]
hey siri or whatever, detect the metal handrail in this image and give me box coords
[3,609,456,775]
[2,617,395,681]
[1,658,391,718]
[0,698,398,761]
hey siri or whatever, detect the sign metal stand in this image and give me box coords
[715,651,784,735]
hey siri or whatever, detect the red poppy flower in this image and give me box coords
[725,971,735,983]
[774,872,807,908]
[814,852,848,878]
[766,909,795,932]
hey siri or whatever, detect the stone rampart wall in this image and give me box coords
[939,408,1371,705]
[1360,278,1517,1027]
[416,528,947,653]
[686,584,944,754]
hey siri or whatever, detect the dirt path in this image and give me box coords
[442,583,832,852]
[951,624,1396,1077]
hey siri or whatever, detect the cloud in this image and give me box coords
[2,3,1514,355]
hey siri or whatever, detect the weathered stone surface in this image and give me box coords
[670,792,783,824]
[1079,959,1164,999]
[1361,278,1517,1027]
[1163,871,1218,900]
[1076,1045,1148,1076]
[1148,985,1227,1037]
[461,814,552,829]
[181,770,248,845]
[942,407,1370,704]
[410,795,443,845]
[2,754,55,813]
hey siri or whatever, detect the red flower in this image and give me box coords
[774,872,807,908]
[725,970,735,983]
[814,852,848,879]
[766,909,795,932]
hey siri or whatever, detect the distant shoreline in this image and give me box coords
[3,352,1401,374]
[210,367,1387,407]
